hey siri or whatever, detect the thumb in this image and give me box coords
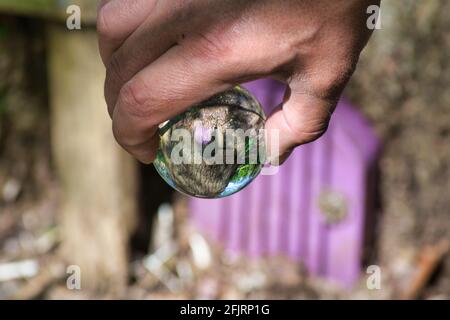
[264,83,336,165]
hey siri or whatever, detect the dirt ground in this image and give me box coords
[0,0,449,299]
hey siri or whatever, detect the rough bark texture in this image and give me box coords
[346,0,450,295]
[47,25,137,292]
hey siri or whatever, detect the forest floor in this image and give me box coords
[1,0,449,300]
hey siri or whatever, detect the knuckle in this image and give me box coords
[119,81,147,117]
[190,32,235,64]
[112,120,157,153]
[118,79,156,119]
[298,122,329,144]
[289,119,330,145]
[112,119,141,150]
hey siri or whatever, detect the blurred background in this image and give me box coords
[0,0,449,299]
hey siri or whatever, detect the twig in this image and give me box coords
[9,256,65,300]
[400,239,449,300]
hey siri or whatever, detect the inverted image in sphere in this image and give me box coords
[153,86,266,198]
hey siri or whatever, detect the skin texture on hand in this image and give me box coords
[97,0,379,164]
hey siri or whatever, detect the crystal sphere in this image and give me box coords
[153,86,266,198]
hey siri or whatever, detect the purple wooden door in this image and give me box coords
[189,79,381,287]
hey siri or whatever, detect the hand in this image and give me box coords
[97,0,378,164]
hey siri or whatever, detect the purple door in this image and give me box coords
[189,79,381,287]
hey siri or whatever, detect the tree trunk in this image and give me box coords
[47,24,137,293]
[346,0,450,276]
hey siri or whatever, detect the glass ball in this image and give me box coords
[153,86,266,198]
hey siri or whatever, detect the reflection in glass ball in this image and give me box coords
[153,86,266,198]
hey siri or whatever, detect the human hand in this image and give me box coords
[97,0,379,164]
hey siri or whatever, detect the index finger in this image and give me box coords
[97,0,158,65]
[111,34,284,163]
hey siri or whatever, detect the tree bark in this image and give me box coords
[47,24,137,293]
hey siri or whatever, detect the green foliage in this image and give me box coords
[233,164,259,181]
[229,135,264,182]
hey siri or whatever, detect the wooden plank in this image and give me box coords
[0,0,97,24]
[47,24,137,291]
